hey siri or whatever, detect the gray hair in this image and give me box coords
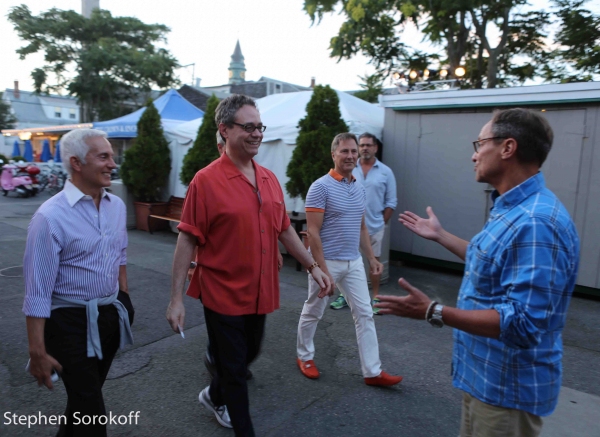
[215,94,257,127]
[216,131,225,146]
[60,128,108,176]
[331,132,358,153]
[490,108,553,167]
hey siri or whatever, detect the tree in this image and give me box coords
[286,85,349,200]
[179,95,220,185]
[8,5,179,122]
[353,73,384,103]
[543,0,600,82]
[303,0,592,88]
[0,93,17,130]
[120,101,171,202]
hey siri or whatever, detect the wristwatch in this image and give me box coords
[190,261,197,269]
[427,303,444,328]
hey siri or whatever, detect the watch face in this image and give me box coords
[430,318,444,328]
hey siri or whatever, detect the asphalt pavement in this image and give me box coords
[1,190,599,437]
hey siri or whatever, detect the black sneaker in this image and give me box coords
[198,386,232,428]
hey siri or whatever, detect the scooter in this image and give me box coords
[1,164,34,197]
[15,163,41,195]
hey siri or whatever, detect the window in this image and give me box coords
[69,108,76,119]
[54,107,61,118]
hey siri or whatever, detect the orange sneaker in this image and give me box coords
[297,358,320,379]
[364,371,403,387]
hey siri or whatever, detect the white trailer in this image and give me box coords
[381,82,600,295]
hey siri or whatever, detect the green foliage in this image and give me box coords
[285,85,349,200]
[8,5,179,122]
[353,73,384,103]
[303,0,599,88]
[120,101,171,202]
[179,95,220,185]
[11,156,25,162]
[544,0,600,81]
[0,93,17,130]
[0,154,9,165]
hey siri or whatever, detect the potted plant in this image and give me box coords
[120,100,172,231]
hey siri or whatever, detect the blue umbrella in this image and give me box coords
[12,140,21,158]
[41,139,52,162]
[23,140,33,162]
[54,141,62,162]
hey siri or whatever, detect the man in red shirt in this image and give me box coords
[166,94,331,437]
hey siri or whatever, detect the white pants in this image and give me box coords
[296,257,382,378]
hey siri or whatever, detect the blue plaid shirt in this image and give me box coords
[452,172,579,416]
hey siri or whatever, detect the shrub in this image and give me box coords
[179,94,220,185]
[285,85,349,200]
[120,100,171,202]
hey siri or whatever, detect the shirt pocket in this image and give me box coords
[469,243,501,295]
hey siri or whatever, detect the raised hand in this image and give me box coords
[399,207,442,241]
[374,278,432,319]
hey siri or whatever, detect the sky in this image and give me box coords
[1,1,598,95]
[0,0,409,93]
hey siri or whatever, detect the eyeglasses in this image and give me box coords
[232,122,267,133]
[472,137,507,153]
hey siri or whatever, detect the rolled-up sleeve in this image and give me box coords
[495,218,576,349]
[177,175,208,244]
[384,168,397,210]
[22,213,61,318]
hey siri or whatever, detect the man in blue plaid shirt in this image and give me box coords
[376,108,580,437]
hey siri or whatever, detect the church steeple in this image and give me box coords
[228,40,246,84]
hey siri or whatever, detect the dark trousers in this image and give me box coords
[44,305,121,437]
[204,306,266,437]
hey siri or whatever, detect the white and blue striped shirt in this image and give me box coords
[305,169,366,260]
[23,180,127,318]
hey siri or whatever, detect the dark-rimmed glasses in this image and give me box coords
[232,122,267,133]
[472,137,507,153]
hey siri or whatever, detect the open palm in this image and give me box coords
[398,207,442,241]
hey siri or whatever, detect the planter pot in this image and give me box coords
[134,201,168,232]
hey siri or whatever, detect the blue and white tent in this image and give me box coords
[93,89,204,139]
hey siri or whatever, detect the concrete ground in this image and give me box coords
[1,191,599,437]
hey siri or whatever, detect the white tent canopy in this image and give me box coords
[163,89,384,208]
[163,117,203,199]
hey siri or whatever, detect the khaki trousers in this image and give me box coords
[460,392,543,437]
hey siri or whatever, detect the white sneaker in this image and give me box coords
[198,386,233,428]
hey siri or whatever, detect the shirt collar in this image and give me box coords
[357,158,379,168]
[329,168,356,183]
[491,172,545,211]
[220,152,270,181]
[63,179,110,207]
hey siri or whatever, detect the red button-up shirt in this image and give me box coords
[178,153,290,315]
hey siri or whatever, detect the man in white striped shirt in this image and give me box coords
[296,133,402,386]
[23,129,133,437]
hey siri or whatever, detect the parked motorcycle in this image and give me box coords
[1,164,34,197]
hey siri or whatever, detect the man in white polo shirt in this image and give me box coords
[295,133,402,386]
